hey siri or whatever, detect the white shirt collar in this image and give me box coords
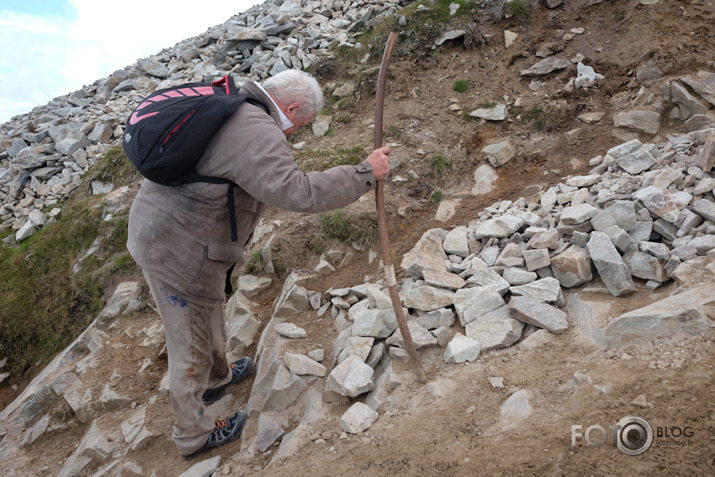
[253,82,294,131]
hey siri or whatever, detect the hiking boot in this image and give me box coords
[202,357,253,405]
[182,410,247,460]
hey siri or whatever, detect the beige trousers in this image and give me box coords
[143,270,233,456]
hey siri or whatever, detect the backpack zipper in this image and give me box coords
[159,110,196,154]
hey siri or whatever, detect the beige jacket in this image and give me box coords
[127,81,376,306]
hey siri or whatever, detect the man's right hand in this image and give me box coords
[366,146,391,181]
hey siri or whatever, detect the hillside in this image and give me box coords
[1,0,715,476]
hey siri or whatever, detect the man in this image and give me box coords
[127,69,390,459]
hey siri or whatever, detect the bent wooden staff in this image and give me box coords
[374,32,427,383]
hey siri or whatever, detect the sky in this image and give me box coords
[0,0,262,124]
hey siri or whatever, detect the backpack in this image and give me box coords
[122,75,269,242]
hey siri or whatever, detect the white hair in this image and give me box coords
[263,69,324,119]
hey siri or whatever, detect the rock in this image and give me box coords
[604,283,715,348]
[465,268,511,295]
[443,227,470,257]
[386,321,438,349]
[422,269,466,291]
[401,229,448,279]
[522,248,551,271]
[403,285,455,311]
[472,164,498,195]
[608,139,657,175]
[561,203,599,225]
[470,105,508,122]
[680,71,715,107]
[366,288,392,310]
[591,200,638,233]
[178,456,222,477]
[283,352,327,377]
[453,286,506,326]
[337,336,374,364]
[550,245,593,287]
[443,333,481,363]
[500,390,532,424]
[312,115,332,136]
[339,402,379,434]
[464,306,525,351]
[481,140,515,166]
[509,277,563,303]
[325,355,374,398]
[48,123,91,156]
[475,216,525,238]
[613,110,661,135]
[415,308,456,330]
[670,81,710,119]
[237,275,272,297]
[352,308,402,339]
[696,131,714,172]
[504,30,518,48]
[587,231,636,296]
[226,310,261,354]
[623,250,667,282]
[521,57,571,76]
[275,323,308,339]
[434,30,466,46]
[508,296,568,334]
[578,112,606,124]
[691,198,715,222]
[633,186,692,223]
[503,267,537,286]
[264,364,307,412]
[256,415,284,452]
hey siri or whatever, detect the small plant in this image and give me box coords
[506,0,532,23]
[430,190,444,205]
[453,79,469,93]
[309,236,326,255]
[246,251,263,275]
[519,105,558,132]
[320,209,353,242]
[431,154,451,178]
[318,209,377,249]
[481,100,497,109]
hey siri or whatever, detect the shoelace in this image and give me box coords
[213,418,230,439]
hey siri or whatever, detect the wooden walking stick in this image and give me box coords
[374,32,427,383]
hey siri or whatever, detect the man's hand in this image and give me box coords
[366,146,391,181]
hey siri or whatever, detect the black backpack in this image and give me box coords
[122,75,268,242]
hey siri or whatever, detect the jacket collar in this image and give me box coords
[240,81,293,131]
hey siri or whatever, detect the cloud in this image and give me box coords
[0,1,259,124]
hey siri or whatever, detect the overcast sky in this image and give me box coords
[0,0,261,124]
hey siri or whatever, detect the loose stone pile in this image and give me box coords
[0,0,416,245]
[234,126,715,460]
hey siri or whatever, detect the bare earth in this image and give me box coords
[5,1,715,476]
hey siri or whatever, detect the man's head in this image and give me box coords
[263,69,324,135]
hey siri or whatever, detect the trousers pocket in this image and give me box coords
[207,242,244,264]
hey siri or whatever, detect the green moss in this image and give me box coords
[0,146,140,380]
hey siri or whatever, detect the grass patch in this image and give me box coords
[318,209,378,250]
[246,250,263,275]
[506,0,532,23]
[431,154,451,178]
[517,105,559,132]
[481,100,497,109]
[0,146,140,380]
[430,190,445,205]
[453,79,469,93]
[295,145,367,172]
